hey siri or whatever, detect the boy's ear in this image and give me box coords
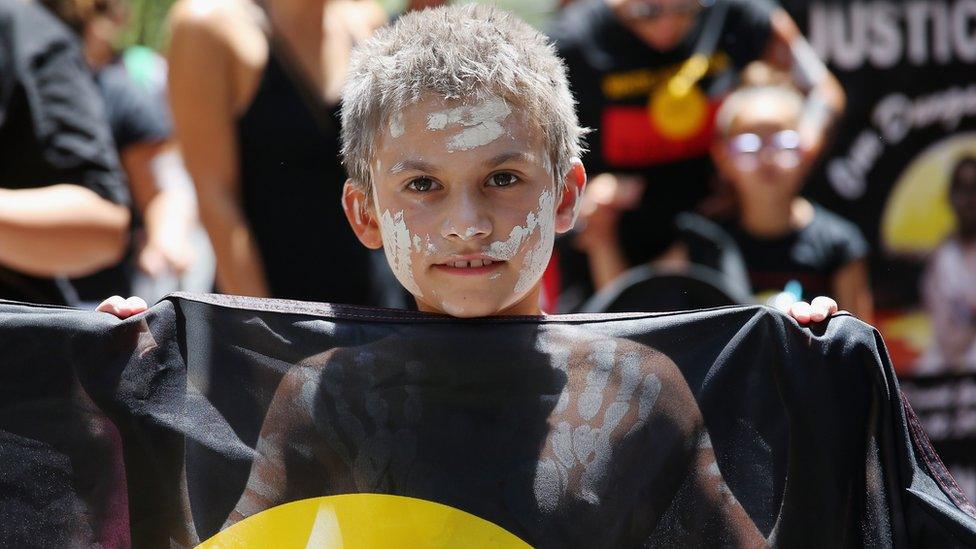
[555,158,587,234]
[341,180,383,250]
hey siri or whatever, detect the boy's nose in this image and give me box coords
[445,223,491,241]
[442,195,492,241]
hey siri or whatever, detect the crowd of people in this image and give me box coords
[0,0,959,331]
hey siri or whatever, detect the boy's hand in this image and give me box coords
[788,296,839,325]
[96,296,149,319]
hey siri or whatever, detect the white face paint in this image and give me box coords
[377,208,423,296]
[484,188,553,262]
[389,112,405,139]
[426,98,512,152]
[513,189,555,294]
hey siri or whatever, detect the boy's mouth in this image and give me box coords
[432,256,505,275]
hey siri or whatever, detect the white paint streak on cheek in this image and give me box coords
[425,98,512,152]
[378,208,423,297]
[389,112,404,139]
[485,205,540,261]
[514,189,556,294]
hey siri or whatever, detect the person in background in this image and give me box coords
[167,0,401,307]
[921,155,976,372]
[0,0,130,306]
[548,0,845,310]
[40,0,200,304]
[710,64,872,321]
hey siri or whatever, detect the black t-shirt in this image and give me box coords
[235,43,404,308]
[721,204,869,301]
[548,0,774,306]
[0,0,129,305]
[71,57,174,301]
[96,58,172,150]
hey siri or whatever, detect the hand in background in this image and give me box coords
[138,232,194,278]
[573,173,644,252]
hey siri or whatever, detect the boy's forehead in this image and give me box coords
[375,94,546,166]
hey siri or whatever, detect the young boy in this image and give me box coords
[97,5,839,543]
[710,65,871,322]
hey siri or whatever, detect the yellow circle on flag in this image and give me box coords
[198,494,531,548]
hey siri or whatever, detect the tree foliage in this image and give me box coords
[120,0,178,50]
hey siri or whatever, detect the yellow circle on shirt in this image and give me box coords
[197,494,531,548]
[648,77,709,141]
[647,54,711,140]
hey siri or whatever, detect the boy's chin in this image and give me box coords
[415,294,537,318]
[425,299,508,318]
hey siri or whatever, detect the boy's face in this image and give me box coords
[343,95,585,317]
[712,96,807,202]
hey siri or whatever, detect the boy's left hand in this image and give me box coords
[788,296,839,325]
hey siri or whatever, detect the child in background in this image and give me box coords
[711,64,872,321]
[921,155,976,371]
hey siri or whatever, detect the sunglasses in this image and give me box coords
[623,0,713,20]
[726,130,802,171]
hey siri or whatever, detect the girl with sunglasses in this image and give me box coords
[710,64,873,322]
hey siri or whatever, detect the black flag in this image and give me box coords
[0,293,973,547]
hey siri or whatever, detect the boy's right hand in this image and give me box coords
[96,296,149,319]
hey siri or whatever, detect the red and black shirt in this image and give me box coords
[548,0,775,309]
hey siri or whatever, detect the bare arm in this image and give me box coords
[0,185,128,277]
[0,9,131,278]
[763,8,846,159]
[831,259,873,324]
[574,173,644,290]
[168,4,270,297]
[121,140,197,275]
[587,240,630,291]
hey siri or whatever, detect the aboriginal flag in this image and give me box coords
[1,293,974,547]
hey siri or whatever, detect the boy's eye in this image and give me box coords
[487,173,519,187]
[406,177,439,193]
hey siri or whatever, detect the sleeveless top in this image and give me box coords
[235,38,399,306]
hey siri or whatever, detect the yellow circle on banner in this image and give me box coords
[197,494,531,548]
[881,133,976,255]
[648,80,709,141]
